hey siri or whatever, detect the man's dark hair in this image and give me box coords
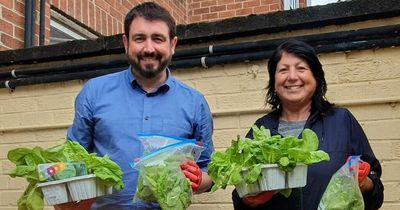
[124,2,176,39]
[266,39,333,113]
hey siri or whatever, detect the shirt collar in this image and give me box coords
[127,66,173,95]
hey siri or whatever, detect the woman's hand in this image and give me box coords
[358,161,373,193]
[243,191,276,207]
[54,198,95,210]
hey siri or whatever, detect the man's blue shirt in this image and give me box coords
[67,67,214,209]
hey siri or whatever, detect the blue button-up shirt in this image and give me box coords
[67,67,214,209]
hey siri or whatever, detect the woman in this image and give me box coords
[232,40,384,209]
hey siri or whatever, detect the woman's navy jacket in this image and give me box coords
[232,107,384,210]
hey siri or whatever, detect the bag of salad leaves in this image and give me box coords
[318,156,364,210]
[132,134,205,210]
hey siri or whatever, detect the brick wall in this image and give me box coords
[0,0,34,51]
[187,0,283,23]
[0,18,400,209]
[186,0,306,23]
[0,0,308,51]
[49,0,187,36]
[0,0,187,51]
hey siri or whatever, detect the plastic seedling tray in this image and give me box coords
[37,174,112,205]
[236,164,307,197]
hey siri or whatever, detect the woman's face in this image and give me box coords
[274,51,317,108]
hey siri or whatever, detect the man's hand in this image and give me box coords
[180,160,202,192]
[54,198,95,210]
[243,191,276,207]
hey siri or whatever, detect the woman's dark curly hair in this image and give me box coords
[266,39,333,114]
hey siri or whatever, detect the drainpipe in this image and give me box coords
[24,0,35,48]
[39,0,45,46]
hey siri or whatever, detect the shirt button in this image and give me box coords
[144,116,149,120]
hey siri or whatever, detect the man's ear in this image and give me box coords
[170,36,178,55]
[122,34,128,54]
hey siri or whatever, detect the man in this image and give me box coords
[63,2,214,209]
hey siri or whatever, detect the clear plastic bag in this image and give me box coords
[318,156,364,210]
[132,134,205,210]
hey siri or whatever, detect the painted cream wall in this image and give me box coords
[1,22,400,209]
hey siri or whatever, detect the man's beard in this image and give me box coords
[129,52,171,79]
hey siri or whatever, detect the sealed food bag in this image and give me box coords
[318,156,364,210]
[132,134,205,210]
[136,133,187,155]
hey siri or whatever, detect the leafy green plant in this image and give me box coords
[7,140,124,210]
[208,125,330,193]
[136,159,192,210]
[318,157,364,210]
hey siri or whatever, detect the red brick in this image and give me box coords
[102,10,107,34]
[269,3,281,11]
[110,7,123,21]
[14,26,24,41]
[2,7,24,26]
[113,18,118,34]
[189,2,201,9]
[82,0,89,25]
[67,0,74,16]
[45,28,51,44]
[218,10,235,18]
[1,0,14,9]
[50,0,59,7]
[201,0,217,7]
[117,21,123,34]
[0,19,14,36]
[202,12,218,20]
[95,8,101,33]
[244,0,261,7]
[218,0,234,5]
[95,0,110,12]
[254,5,270,13]
[88,2,95,29]
[261,0,279,5]
[0,44,10,51]
[45,2,51,18]
[121,0,134,11]
[59,0,67,11]
[15,1,24,14]
[188,15,201,23]
[1,33,24,49]
[107,15,112,35]
[75,0,82,22]
[236,7,252,16]
[106,0,116,7]
[193,7,210,15]
[211,5,226,12]
[227,3,242,10]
